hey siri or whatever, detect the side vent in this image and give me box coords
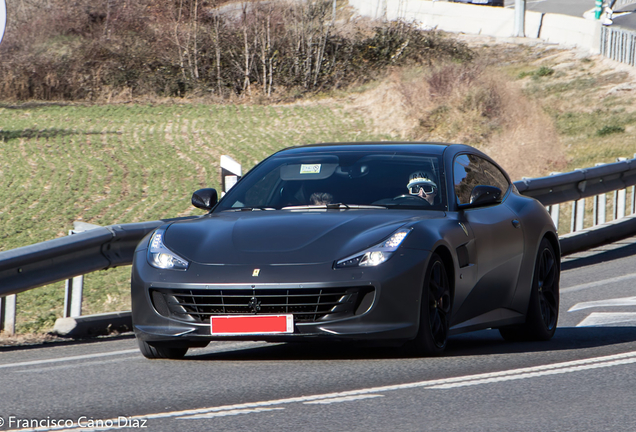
[456,244,470,268]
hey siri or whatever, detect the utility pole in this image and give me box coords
[514,0,526,37]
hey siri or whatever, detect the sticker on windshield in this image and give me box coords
[300,164,321,174]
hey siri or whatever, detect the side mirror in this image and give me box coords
[192,188,218,210]
[460,185,502,209]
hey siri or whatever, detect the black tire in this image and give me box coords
[411,254,452,356]
[137,338,188,360]
[499,237,560,342]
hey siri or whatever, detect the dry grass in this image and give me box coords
[0,332,67,347]
[347,60,567,180]
[480,80,567,180]
[469,36,636,170]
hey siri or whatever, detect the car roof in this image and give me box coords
[274,142,455,157]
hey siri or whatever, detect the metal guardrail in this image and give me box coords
[514,156,636,253]
[514,157,636,205]
[1,157,636,335]
[0,217,197,299]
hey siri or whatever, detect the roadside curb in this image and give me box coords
[53,311,132,338]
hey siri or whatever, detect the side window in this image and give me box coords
[453,154,510,205]
[478,158,509,192]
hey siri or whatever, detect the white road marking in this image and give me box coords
[13,357,131,373]
[303,394,384,405]
[0,349,139,370]
[0,341,265,372]
[560,273,636,294]
[430,357,636,389]
[178,407,285,419]
[11,350,636,432]
[576,312,636,327]
[568,296,636,312]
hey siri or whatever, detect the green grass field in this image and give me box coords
[0,102,392,333]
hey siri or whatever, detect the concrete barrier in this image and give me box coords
[348,0,602,53]
[540,13,602,53]
[53,311,132,338]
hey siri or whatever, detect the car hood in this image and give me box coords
[162,210,444,265]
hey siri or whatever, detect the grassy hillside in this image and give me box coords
[0,102,390,333]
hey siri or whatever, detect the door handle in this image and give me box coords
[512,219,521,229]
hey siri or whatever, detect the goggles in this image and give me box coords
[409,184,436,195]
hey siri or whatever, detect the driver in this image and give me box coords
[407,171,437,205]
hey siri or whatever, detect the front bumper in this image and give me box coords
[131,247,430,345]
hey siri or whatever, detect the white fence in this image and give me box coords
[601,26,636,66]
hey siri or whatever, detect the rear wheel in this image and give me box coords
[138,339,188,360]
[411,254,452,356]
[499,237,560,342]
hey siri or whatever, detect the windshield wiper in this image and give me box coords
[282,203,387,210]
[227,207,276,212]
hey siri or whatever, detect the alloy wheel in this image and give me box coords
[537,246,558,331]
[428,260,451,348]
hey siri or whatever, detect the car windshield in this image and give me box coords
[215,151,446,211]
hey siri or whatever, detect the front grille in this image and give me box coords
[150,286,375,324]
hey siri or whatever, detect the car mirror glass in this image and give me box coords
[192,188,218,210]
[459,185,502,209]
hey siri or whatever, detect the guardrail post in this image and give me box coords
[64,275,84,318]
[616,189,627,219]
[548,204,560,228]
[594,163,607,226]
[548,172,561,229]
[571,198,586,232]
[594,194,607,225]
[615,157,628,220]
[0,294,17,336]
[63,222,101,318]
[570,169,585,232]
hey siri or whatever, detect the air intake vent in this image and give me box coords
[150,286,375,323]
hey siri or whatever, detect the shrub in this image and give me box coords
[596,125,625,136]
[536,66,555,77]
[0,0,473,101]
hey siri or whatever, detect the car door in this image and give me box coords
[451,153,525,326]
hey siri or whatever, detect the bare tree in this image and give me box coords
[241,2,251,95]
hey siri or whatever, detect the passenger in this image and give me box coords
[407,171,437,205]
[310,192,333,205]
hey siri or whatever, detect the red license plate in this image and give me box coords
[210,315,294,335]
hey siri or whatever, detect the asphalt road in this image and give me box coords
[504,0,594,18]
[1,240,636,432]
[503,0,636,29]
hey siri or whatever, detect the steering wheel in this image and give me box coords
[393,194,430,203]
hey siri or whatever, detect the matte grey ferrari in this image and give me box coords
[131,142,560,359]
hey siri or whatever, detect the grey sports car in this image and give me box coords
[131,142,560,359]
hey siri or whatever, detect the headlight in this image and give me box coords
[147,228,190,271]
[335,228,411,268]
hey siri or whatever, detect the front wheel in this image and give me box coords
[499,237,560,342]
[410,254,452,356]
[138,339,188,360]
